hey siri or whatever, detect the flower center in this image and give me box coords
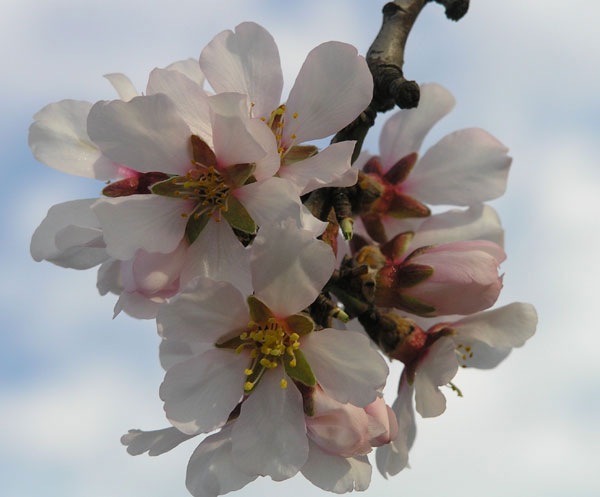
[176,164,231,221]
[455,342,474,368]
[259,103,299,158]
[235,317,301,392]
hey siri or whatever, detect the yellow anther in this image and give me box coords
[293,112,298,119]
[244,381,254,391]
[248,321,256,327]
[280,378,288,389]
[291,134,296,140]
[260,358,272,368]
[457,344,463,349]
[292,342,300,350]
[278,147,284,154]
[261,346,272,355]
[174,191,180,196]
[280,105,286,111]
[240,332,248,340]
[277,122,284,128]
[287,346,294,356]
[276,134,282,140]
[251,102,255,107]
[289,359,297,368]
[250,349,258,358]
[249,331,256,340]
[270,349,281,357]
[193,213,201,219]
[290,333,299,342]
[180,213,188,218]
[182,195,190,200]
[466,346,472,352]
[260,117,266,121]
[244,368,253,376]
[235,344,245,354]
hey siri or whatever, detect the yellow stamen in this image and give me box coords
[280,378,288,389]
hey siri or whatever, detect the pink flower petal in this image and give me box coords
[301,329,388,407]
[283,42,372,146]
[87,94,192,175]
[232,369,308,481]
[379,83,455,170]
[92,195,190,260]
[200,22,283,120]
[405,128,512,205]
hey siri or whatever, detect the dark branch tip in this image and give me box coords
[391,79,420,109]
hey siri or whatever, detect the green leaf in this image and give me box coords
[223,196,256,234]
[185,212,210,244]
[284,314,314,335]
[284,349,315,386]
[247,296,273,323]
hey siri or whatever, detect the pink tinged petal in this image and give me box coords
[405,241,505,315]
[121,427,195,456]
[231,369,308,481]
[28,100,122,180]
[379,83,455,169]
[405,128,512,205]
[235,177,316,234]
[146,68,212,144]
[103,73,138,101]
[246,118,280,180]
[376,377,416,477]
[186,424,257,497]
[410,204,504,250]
[159,339,195,371]
[160,348,247,435]
[302,329,388,407]
[87,94,192,175]
[157,278,249,346]
[30,198,109,269]
[364,397,399,447]
[181,220,251,295]
[130,241,187,295]
[200,22,283,120]
[452,302,538,350]
[279,141,357,195]
[211,114,266,169]
[165,58,206,87]
[97,259,122,296]
[301,440,371,493]
[414,337,458,417]
[92,195,189,260]
[283,42,373,145]
[114,291,164,319]
[250,220,336,316]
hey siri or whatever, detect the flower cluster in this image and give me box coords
[30,21,536,497]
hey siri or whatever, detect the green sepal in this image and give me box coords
[223,196,256,234]
[284,314,315,336]
[282,145,318,165]
[283,349,316,387]
[222,162,256,187]
[393,263,434,288]
[151,177,185,198]
[380,231,414,262]
[215,335,244,350]
[185,212,211,244]
[247,295,273,323]
[393,294,436,317]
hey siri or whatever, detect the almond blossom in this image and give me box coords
[376,302,538,476]
[355,83,512,243]
[156,222,389,491]
[199,21,373,195]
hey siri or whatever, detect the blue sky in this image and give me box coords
[1,1,599,496]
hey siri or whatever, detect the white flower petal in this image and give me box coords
[96,259,122,296]
[302,329,388,407]
[232,369,308,481]
[451,337,511,369]
[87,93,192,175]
[406,128,511,205]
[165,58,205,87]
[200,22,283,120]
[250,220,336,317]
[279,141,357,195]
[157,277,249,346]
[301,440,371,493]
[452,303,538,349]
[114,291,163,319]
[146,68,212,144]
[283,42,372,145]
[31,198,109,269]
[160,349,246,435]
[379,83,455,169]
[103,73,138,101]
[414,337,458,417]
[180,220,252,295]
[410,204,504,249]
[186,424,257,497]
[211,113,266,168]
[92,195,189,260]
[159,339,196,371]
[376,377,416,477]
[246,118,280,180]
[121,427,195,456]
[29,100,121,180]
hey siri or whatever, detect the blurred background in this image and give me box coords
[1,0,598,496]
